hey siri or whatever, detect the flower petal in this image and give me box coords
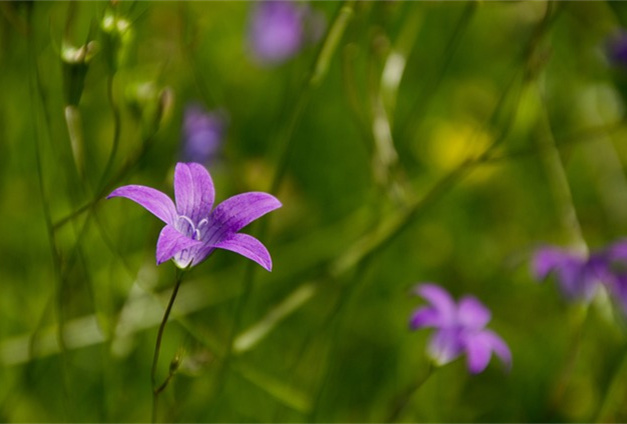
[464,332,493,374]
[409,306,441,330]
[413,284,456,327]
[483,330,512,371]
[607,239,627,262]
[427,328,463,366]
[206,192,282,243]
[532,247,590,299]
[174,162,215,223]
[107,185,176,225]
[464,330,511,374]
[156,225,203,266]
[458,296,491,330]
[212,233,273,271]
[532,247,582,281]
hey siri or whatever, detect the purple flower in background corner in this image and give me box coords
[182,104,227,166]
[532,240,627,315]
[247,1,326,66]
[606,30,627,68]
[108,162,281,270]
[409,284,511,374]
[532,247,605,302]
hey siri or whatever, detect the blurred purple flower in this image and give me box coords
[532,241,627,307]
[182,104,226,166]
[247,1,325,66]
[606,31,627,68]
[108,162,281,270]
[409,283,511,374]
[533,240,627,311]
[532,247,606,301]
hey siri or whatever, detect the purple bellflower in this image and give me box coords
[182,104,226,166]
[409,283,511,374]
[533,241,627,313]
[532,247,605,302]
[108,162,281,270]
[247,1,325,66]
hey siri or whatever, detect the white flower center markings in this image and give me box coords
[176,215,209,241]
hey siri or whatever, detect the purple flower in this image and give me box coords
[247,1,325,66]
[532,240,627,315]
[606,31,627,68]
[107,162,281,270]
[532,247,605,301]
[182,104,226,166]
[409,284,511,374]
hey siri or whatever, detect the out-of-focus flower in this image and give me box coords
[126,81,174,136]
[247,1,326,66]
[108,162,281,270]
[533,240,627,312]
[101,9,133,73]
[606,31,627,68]
[182,104,227,166]
[61,41,98,106]
[532,247,606,302]
[409,283,511,374]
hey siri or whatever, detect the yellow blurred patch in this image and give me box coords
[428,120,496,183]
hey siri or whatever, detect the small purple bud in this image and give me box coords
[182,104,227,166]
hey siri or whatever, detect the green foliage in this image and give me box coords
[2,1,627,422]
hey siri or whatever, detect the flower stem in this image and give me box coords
[594,343,627,422]
[386,363,434,423]
[98,74,121,193]
[151,269,185,423]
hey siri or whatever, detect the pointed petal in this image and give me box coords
[607,239,627,262]
[483,330,512,371]
[156,225,203,266]
[533,247,590,299]
[108,185,176,225]
[465,330,511,374]
[458,296,491,330]
[464,332,493,374]
[212,233,273,271]
[409,306,441,330]
[174,162,215,222]
[207,192,282,242]
[427,328,464,366]
[413,284,456,327]
[532,247,583,281]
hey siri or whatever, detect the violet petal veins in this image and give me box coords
[409,283,511,374]
[108,162,282,270]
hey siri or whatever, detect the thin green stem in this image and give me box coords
[270,0,355,195]
[98,74,121,193]
[386,363,435,423]
[307,266,369,422]
[546,304,589,419]
[535,81,586,250]
[397,2,476,143]
[594,344,627,423]
[151,269,185,423]
[53,130,158,231]
[27,10,71,420]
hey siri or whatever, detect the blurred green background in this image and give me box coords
[3,0,627,422]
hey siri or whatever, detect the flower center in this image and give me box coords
[176,215,209,241]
